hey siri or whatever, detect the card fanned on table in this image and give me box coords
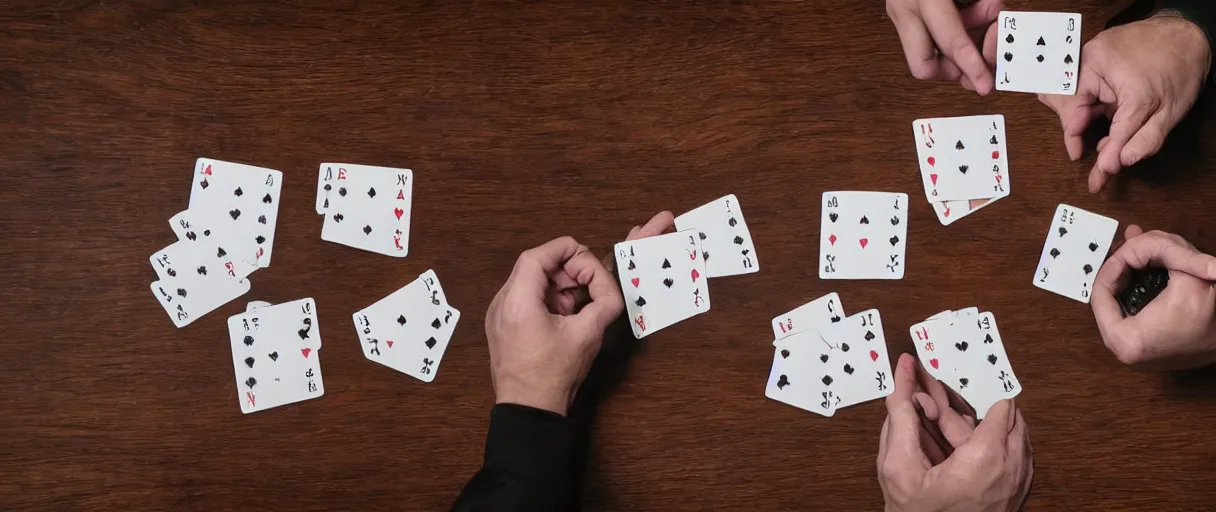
[1033,203,1118,304]
[674,194,760,278]
[353,270,461,382]
[819,191,909,279]
[912,115,1011,225]
[911,308,1021,419]
[317,163,414,258]
[615,230,711,339]
[995,11,1082,95]
[228,298,325,414]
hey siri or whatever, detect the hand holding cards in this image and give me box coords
[615,230,711,338]
[911,308,1020,419]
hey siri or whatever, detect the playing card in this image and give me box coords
[765,331,840,417]
[1033,204,1118,303]
[246,300,272,312]
[910,317,952,382]
[771,292,844,342]
[149,242,251,328]
[615,230,711,338]
[931,196,1007,226]
[228,303,325,414]
[188,158,283,267]
[995,11,1082,95]
[673,194,759,278]
[819,192,909,280]
[353,270,460,382]
[166,210,259,280]
[319,164,413,258]
[951,312,1021,419]
[817,309,894,409]
[913,115,1010,202]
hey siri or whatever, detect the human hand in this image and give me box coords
[485,237,624,416]
[1092,225,1216,369]
[887,0,1004,94]
[1038,13,1212,193]
[879,354,1033,511]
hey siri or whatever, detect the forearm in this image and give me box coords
[451,404,578,512]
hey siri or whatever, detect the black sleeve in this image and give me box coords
[1159,0,1216,50]
[451,404,577,512]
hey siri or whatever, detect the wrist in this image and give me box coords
[496,387,570,417]
[1154,9,1214,77]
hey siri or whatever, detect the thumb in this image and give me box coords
[883,355,931,471]
[971,398,1016,446]
[1119,110,1171,168]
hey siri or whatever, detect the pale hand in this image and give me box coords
[887,0,1004,94]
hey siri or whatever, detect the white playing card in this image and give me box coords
[995,11,1082,95]
[246,300,272,312]
[149,242,251,328]
[228,306,325,414]
[952,312,1021,419]
[615,230,711,339]
[817,309,894,409]
[913,115,1010,202]
[166,210,259,280]
[353,270,460,382]
[765,331,839,417]
[319,164,413,258]
[673,194,760,278]
[188,158,283,267]
[770,292,844,342]
[910,317,952,382]
[931,195,1008,226]
[1033,204,1118,303]
[819,192,909,280]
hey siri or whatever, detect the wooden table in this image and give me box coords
[3,1,1216,510]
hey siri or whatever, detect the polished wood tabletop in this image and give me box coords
[3,1,1216,510]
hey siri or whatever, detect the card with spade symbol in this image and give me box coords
[765,330,839,417]
[148,239,252,328]
[319,163,413,258]
[352,270,460,382]
[815,309,894,409]
[674,194,759,278]
[615,230,711,339]
[167,210,259,281]
[912,309,1019,419]
[188,158,283,268]
[227,298,325,414]
[995,11,1082,95]
[819,191,909,280]
[912,115,1010,203]
[770,292,844,343]
[1033,203,1118,303]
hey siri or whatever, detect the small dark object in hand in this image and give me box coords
[1118,267,1170,316]
[954,0,979,6]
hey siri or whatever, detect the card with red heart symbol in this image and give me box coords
[228,298,325,414]
[674,194,760,278]
[189,158,283,267]
[911,309,1020,419]
[615,230,711,339]
[318,163,412,258]
[816,309,893,409]
[819,191,908,280]
[770,292,844,343]
[912,115,1010,204]
[352,270,460,383]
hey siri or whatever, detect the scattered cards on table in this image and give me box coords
[995,11,1082,95]
[228,298,325,414]
[1033,203,1118,304]
[149,158,282,327]
[912,115,1011,225]
[819,191,909,279]
[615,230,712,338]
[766,296,894,417]
[674,194,760,278]
[353,270,461,382]
[911,307,1020,419]
[317,163,414,257]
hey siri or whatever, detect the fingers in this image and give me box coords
[883,354,932,474]
[1120,110,1171,167]
[922,0,993,94]
[892,6,952,81]
[1109,229,1215,279]
[972,398,1016,446]
[981,22,998,68]
[563,248,625,332]
[1092,100,1154,193]
[630,211,676,241]
[915,362,976,446]
[1124,224,1145,239]
[511,237,587,300]
[958,0,1003,28]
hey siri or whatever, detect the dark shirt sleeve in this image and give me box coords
[451,404,577,512]
[1159,0,1216,51]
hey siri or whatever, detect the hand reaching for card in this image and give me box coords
[886,0,1003,94]
[485,237,624,416]
[1092,226,1216,369]
[1038,13,1212,193]
[879,354,1032,511]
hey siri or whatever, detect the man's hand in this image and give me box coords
[485,237,623,416]
[1039,13,1212,193]
[887,0,1003,94]
[1092,225,1216,369]
[879,354,1033,512]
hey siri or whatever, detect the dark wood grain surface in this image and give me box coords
[3,1,1215,510]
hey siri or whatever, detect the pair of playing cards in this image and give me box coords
[317,163,413,257]
[149,158,283,327]
[1033,204,1119,304]
[911,308,1019,419]
[819,191,909,279]
[353,270,461,382]
[912,115,1011,225]
[673,194,760,278]
[228,298,325,414]
[995,11,1082,95]
[766,295,894,417]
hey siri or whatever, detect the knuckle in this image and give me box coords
[1108,337,1145,365]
